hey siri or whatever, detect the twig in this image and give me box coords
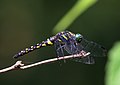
[0,51,90,73]
[0,61,24,73]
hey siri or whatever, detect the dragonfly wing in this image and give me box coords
[63,39,92,64]
[63,38,80,54]
[54,40,65,57]
[78,38,107,57]
[64,43,77,54]
[73,56,95,64]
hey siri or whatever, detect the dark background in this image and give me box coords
[0,0,119,85]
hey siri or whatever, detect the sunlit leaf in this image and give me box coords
[52,0,97,34]
[106,42,120,85]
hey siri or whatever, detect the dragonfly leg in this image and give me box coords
[57,45,66,63]
[79,50,89,57]
[54,40,66,63]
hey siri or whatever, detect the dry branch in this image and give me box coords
[0,51,90,73]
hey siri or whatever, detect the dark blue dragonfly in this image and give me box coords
[13,31,107,64]
[53,31,107,64]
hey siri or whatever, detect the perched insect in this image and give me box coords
[13,31,107,64]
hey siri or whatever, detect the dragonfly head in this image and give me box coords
[75,33,83,43]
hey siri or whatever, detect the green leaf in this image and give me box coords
[52,0,97,34]
[106,42,120,85]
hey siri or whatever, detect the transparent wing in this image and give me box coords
[64,42,79,54]
[54,37,106,64]
[77,38,107,57]
[62,38,95,64]
[63,37,80,54]
[62,37,106,64]
[54,40,65,57]
[73,56,95,64]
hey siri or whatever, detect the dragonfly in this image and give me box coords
[13,31,107,64]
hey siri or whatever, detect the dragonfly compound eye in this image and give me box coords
[75,33,83,42]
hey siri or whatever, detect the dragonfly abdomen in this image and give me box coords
[13,38,54,58]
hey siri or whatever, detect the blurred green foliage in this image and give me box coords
[53,0,97,34]
[106,42,120,85]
